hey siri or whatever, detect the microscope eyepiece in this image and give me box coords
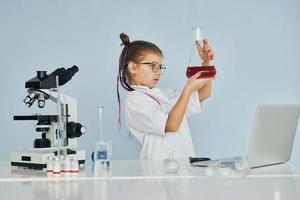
[25,65,79,89]
[50,65,79,86]
[66,65,79,76]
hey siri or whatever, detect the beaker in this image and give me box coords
[186,27,216,79]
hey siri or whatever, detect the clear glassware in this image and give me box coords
[164,151,179,174]
[93,106,112,168]
[186,27,216,79]
[214,157,249,177]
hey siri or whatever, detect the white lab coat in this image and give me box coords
[125,85,203,160]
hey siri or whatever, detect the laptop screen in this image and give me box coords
[247,104,300,168]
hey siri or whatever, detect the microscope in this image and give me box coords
[11,66,86,170]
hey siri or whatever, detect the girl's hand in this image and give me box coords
[185,72,214,92]
[196,39,215,66]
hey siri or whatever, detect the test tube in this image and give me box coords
[98,106,104,141]
[94,106,111,167]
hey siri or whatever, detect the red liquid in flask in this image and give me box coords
[186,65,217,78]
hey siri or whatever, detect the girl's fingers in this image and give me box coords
[195,39,214,61]
[210,50,215,60]
[191,71,201,79]
[204,44,212,52]
[195,71,202,78]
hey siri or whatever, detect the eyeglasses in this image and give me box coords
[137,62,167,74]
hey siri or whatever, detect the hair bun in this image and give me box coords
[120,33,130,46]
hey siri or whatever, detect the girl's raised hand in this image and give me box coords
[185,72,214,92]
[196,39,215,66]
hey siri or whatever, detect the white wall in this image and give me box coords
[1,0,300,166]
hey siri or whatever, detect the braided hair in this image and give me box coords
[117,33,163,130]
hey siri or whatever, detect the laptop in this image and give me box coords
[192,104,300,169]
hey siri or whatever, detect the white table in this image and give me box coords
[1,160,300,200]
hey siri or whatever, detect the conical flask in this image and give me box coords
[186,27,216,79]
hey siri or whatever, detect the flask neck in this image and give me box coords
[194,28,201,41]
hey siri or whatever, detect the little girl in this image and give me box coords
[117,33,215,160]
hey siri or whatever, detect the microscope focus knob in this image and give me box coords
[67,122,86,138]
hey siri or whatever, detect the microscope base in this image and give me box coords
[10,147,86,170]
